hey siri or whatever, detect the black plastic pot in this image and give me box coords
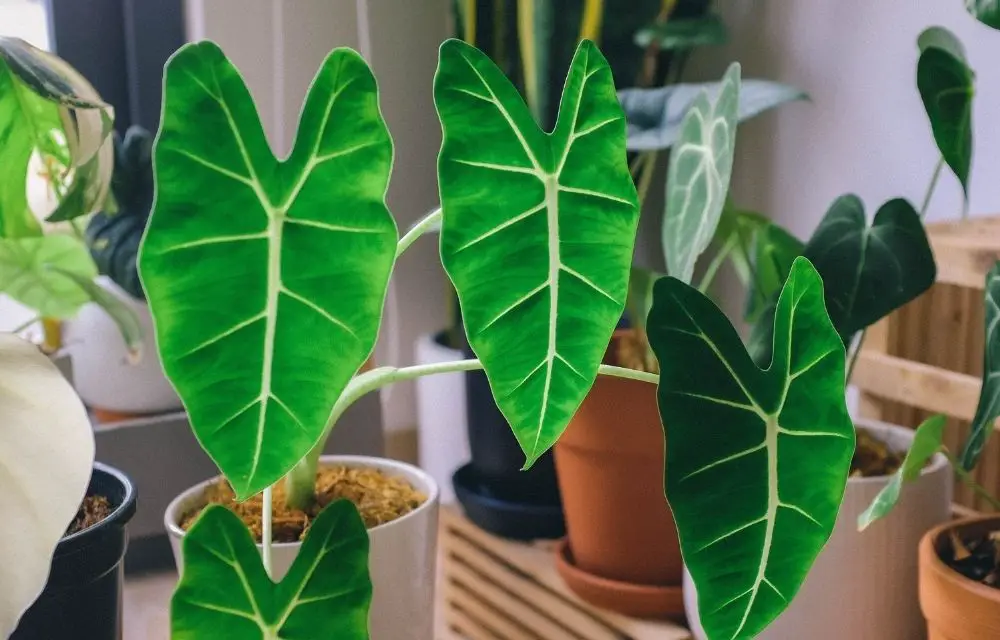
[457,342,565,539]
[13,462,137,640]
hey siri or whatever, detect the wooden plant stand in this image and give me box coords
[438,506,691,640]
[854,215,1000,516]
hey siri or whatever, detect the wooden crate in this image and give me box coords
[854,215,1000,515]
[439,507,691,640]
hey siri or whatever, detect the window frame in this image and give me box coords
[45,0,185,133]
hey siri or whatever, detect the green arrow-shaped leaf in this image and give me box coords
[858,414,946,531]
[917,26,975,198]
[960,263,1000,470]
[171,501,371,639]
[663,62,740,285]
[802,196,936,346]
[0,234,97,318]
[648,257,854,640]
[139,43,397,498]
[435,39,639,465]
[966,0,1000,29]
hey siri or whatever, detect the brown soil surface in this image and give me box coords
[181,465,427,543]
[943,529,1000,589]
[66,495,112,535]
[850,429,904,477]
[613,330,658,374]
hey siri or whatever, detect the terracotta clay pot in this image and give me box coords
[553,339,683,618]
[920,515,1000,639]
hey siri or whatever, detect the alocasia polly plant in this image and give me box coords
[140,36,682,637]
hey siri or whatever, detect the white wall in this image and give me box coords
[185,0,451,434]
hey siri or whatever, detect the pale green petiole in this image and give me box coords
[283,359,659,508]
[395,208,442,259]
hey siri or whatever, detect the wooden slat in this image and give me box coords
[858,318,890,421]
[448,561,570,640]
[447,605,504,640]
[445,534,619,640]
[439,508,691,640]
[929,236,999,289]
[853,352,981,421]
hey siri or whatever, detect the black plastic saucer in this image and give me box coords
[453,462,566,541]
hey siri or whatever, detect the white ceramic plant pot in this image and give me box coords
[64,276,182,414]
[165,455,440,640]
[415,330,469,504]
[683,419,952,640]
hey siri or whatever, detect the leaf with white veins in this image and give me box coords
[436,39,639,465]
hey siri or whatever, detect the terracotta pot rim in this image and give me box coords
[920,514,1000,604]
[554,538,682,593]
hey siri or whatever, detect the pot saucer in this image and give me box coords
[452,463,565,541]
[554,538,686,621]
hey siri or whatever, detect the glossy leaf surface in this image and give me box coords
[663,63,740,285]
[0,334,94,638]
[648,257,854,640]
[172,501,371,639]
[436,39,639,465]
[858,415,945,531]
[917,26,974,197]
[960,263,1000,470]
[0,234,97,318]
[619,79,805,152]
[966,0,1000,29]
[139,43,397,498]
[802,196,936,346]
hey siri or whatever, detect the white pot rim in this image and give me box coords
[849,418,949,486]
[164,455,440,548]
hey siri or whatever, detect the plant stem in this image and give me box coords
[636,151,658,208]
[11,316,40,335]
[697,235,736,294]
[943,449,1000,512]
[395,208,442,260]
[845,330,866,384]
[283,358,660,508]
[262,486,273,577]
[919,157,944,219]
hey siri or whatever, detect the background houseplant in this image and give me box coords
[0,37,140,362]
[62,125,183,420]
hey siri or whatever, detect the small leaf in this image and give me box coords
[619,79,806,152]
[171,501,372,639]
[0,234,97,318]
[965,0,1000,30]
[648,257,854,640]
[634,13,728,50]
[0,334,95,637]
[663,62,740,285]
[858,415,946,531]
[746,223,804,324]
[917,26,975,197]
[803,196,936,346]
[139,43,397,498]
[436,39,639,466]
[960,263,1000,470]
[53,269,143,361]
